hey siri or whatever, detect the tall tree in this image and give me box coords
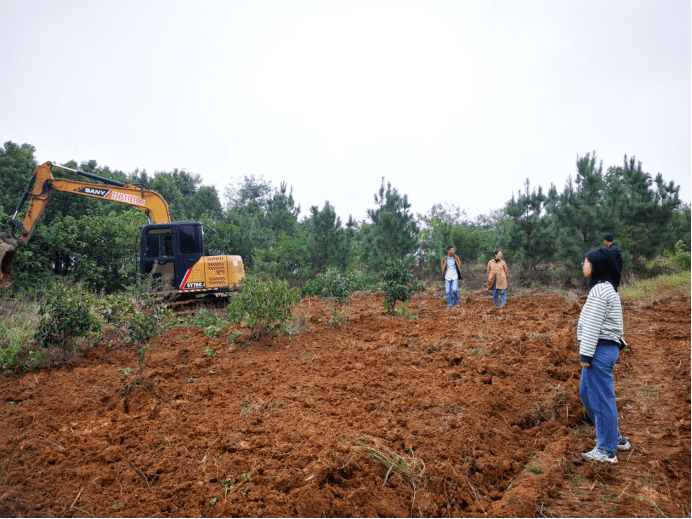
[501,179,554,271]
[552,152,608,270]
[305,201,354,272]
[265,182,301,244]
[363,178,418,272]
[0,141,38,219]
[224,174,273,214]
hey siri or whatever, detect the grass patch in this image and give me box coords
[0,298,42,369]
[524,463,543,474]
[626,493,667,517]
[633,385,662,398]
[620,271,690,302]
[394,303,419,319]
[359,442,425,490]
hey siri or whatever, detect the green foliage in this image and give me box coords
[98,289,171,372]
[302,267,378,300]
[302,267,351,303]
[619,271,690,301]
[0,141,37,219]
[417,203,497,271]
[34,282,101,350]
[252,232,309,281]
[344,268,379,292]
[227,276,300,339]
[187,308,226,337]
[672,240,691,270]
[502,179,554,271]
[667,204,691,252]
[381,257,414,312]
[304,201,355,272]
[265,182,301,244]
[363,178,419,272]
[0,298,42,369]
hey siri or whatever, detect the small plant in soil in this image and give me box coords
[35,281,101,353]
[525,463,543,474]
[394,303,419,319]
[381,257,414,313]
[360,442,424,490]
[227,276,300,339]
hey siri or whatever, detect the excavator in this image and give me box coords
[0,162,244,297]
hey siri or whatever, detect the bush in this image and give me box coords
[381,257,414,312]
[34,282,101,351]
[302,268,378,300]
[673,240,691,270]
[228,276,300,339]
[0,298,42,370]
[302,268,351,304]
[98,289,171,372]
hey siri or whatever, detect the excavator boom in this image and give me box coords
[1,162,171,287]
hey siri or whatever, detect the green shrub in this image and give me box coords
[98,291,170,372]
[302,267,350,304]
[673,240,691,270]
[302,268,378,299]
[381,257,414,312]
[34,282,101,351]
[228,276,300,339]
[0,298,42,369]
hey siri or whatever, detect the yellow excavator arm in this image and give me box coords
[10,162,171,245]
[1,161,171,286]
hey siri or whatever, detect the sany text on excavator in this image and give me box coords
[0,162,244,296]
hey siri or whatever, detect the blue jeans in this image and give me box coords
[445,278,459,307]
[580,345,620,453]
[492,282,506,307]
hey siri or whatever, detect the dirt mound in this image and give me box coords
[0,291,689,517]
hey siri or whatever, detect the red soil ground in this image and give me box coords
[0,289,689,517]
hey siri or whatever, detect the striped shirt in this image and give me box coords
[577,281,623,361]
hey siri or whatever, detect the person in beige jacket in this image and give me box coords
[486,249,508,307]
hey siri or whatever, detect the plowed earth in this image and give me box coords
[0,290,690,517]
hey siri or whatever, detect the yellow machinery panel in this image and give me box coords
[179,255,245,292]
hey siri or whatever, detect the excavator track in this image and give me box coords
[164,293,231,315]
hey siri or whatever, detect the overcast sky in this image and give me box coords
[1,0,690,223]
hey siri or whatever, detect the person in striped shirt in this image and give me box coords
[577,247,630,463]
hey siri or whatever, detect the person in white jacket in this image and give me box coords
[577,247,630,463]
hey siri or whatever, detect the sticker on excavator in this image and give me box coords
[109,191,145,206]
[78,187,111,197]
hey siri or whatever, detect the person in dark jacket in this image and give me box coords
[603,233,623,289]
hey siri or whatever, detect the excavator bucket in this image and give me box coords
[0,231,19,289]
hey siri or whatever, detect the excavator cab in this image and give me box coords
[140,222,204,291]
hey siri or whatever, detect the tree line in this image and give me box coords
[1,141,689,295]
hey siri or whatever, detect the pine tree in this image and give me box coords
[614,156,681,266]
[552,152,608,271]
[305,201,353,272]
[265,182,300,244]
[502,179,554,271]
[363,178,418,272]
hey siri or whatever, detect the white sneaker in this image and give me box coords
[581,447,618,464]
